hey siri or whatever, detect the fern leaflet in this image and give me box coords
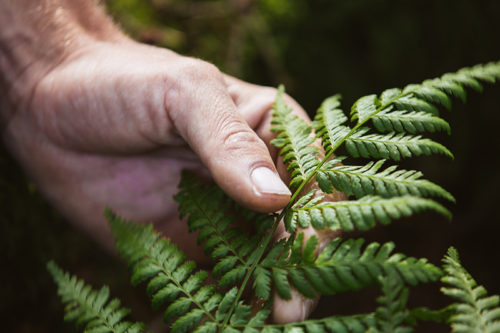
[371,108,451,134]
[368,272,413,333]
[47,261,145,333]
[316,158,454,202]
[286,193,450,232]
[346,128,453,161]
[260,234,441,300]
[271,85,319,189]
[284,62,500,235]
[174,171,274,295]
[106,211,221,333]
[313,94,351,155]
[441,247,500,333]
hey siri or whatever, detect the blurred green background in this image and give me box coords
[2,0,500,331]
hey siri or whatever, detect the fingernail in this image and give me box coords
[251,167,291,196]
[302,299,316,321]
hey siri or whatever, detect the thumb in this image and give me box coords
[165,59,291,212]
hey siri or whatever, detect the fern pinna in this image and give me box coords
[441,248,500,333]
[46,261,145,333]
[48,61,500,333]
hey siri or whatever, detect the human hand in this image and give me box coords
[3,38,291,249]
[2,29,344,325]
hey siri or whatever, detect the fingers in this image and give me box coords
[273,288,318,324]
[165,58,291,213]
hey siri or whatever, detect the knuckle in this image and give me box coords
[165,58,224,115]
[257,86,280,102]
[251,86,299,111]
[217,116,266,154]
[174,58,221,82]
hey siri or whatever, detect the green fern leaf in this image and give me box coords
[272,267,292,300]
[243,307,271,333]
[425,78,467,103]
[369,272,413,333]
[313,94,351,155]
[192,322,218,333]
[351,94,379,124]
[262,235,441,299]
[174,171,274,290]
[47,261,146,333]
[442,73,483,93]
[379,88,402,105]
[287,194,450,232]
[371,108,450,134]
[215,287,238,321]
[253,266,272,299]
[312,62,499,171]
[271,85,319,188]
[317,159,454,202]
[346,128,453,161]
[308,63,500,198]
[392,95,440,116]
[106,211,220,332]
[230,302,253,325]
[405,84,452,110]
[441,247,500,333]
[171,309,205,333]
[396,62,498,110]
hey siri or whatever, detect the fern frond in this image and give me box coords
[271,85,319,189]
[47,261,145,333]
[316,159,454,202]
[312,62,500,170]
[392,95,441,116]
[403,85,452,110]
[286,194,450,233]
[106,211,220,333]
[368,272,413,333]
[441,247,500,333]
[371,108,451,134]
[346,128,453,161]
[261,234,441,300]
[174,171,274,293]
[379,62,500,119]
[351,94,380,123]
[313,94,351,155]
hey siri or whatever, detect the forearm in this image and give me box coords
[0,0,125,122]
